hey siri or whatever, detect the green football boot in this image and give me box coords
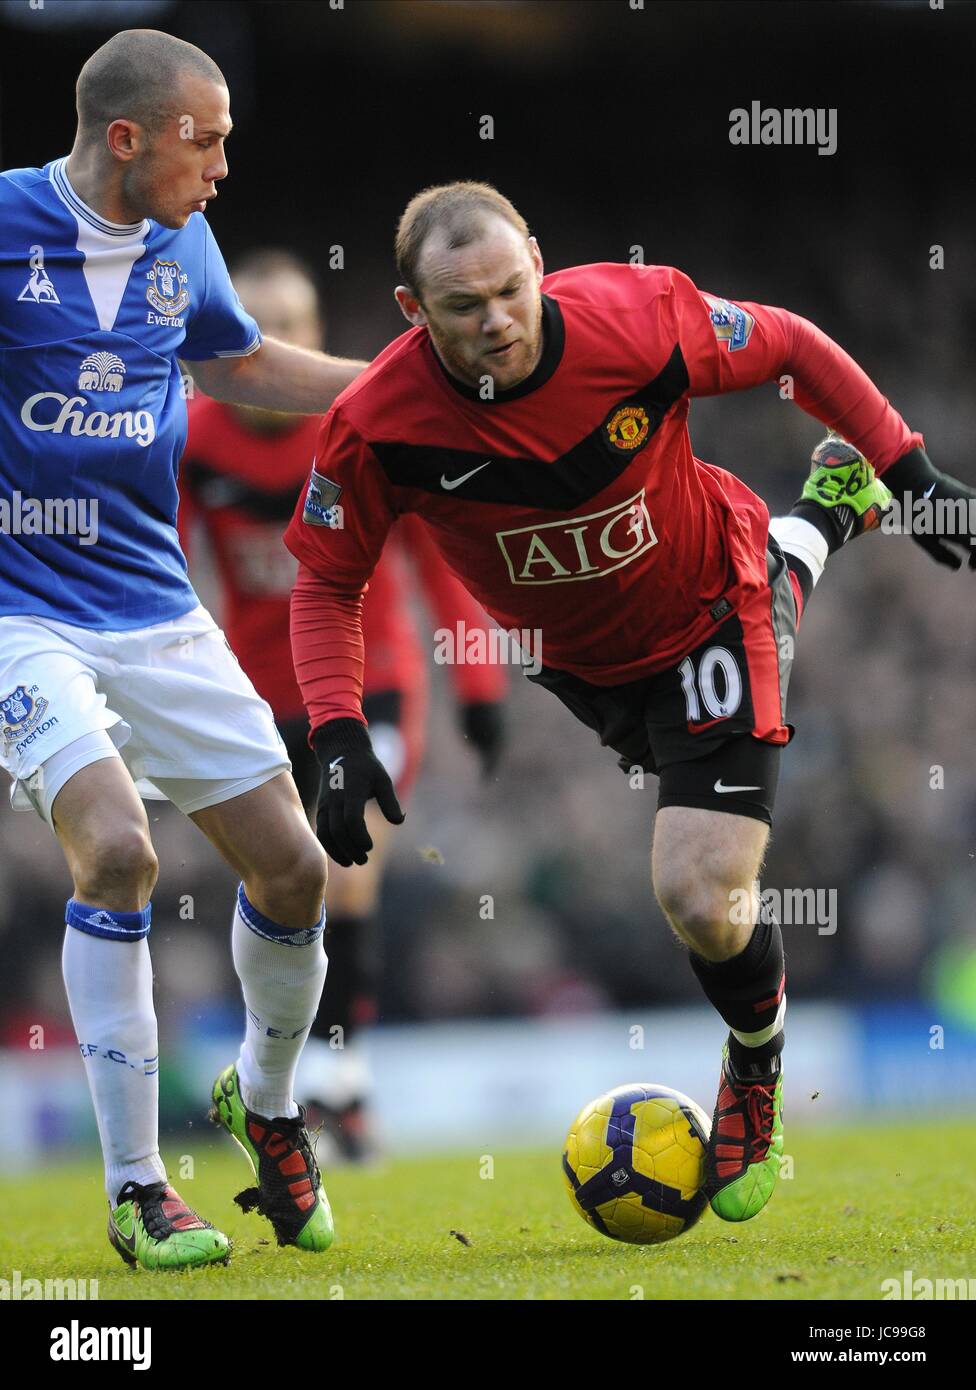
[209,1064,334,1252]
[800,435,892,542]
[107,1180,230,1269]
[705,1045,784,1222]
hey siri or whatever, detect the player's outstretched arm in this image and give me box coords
[666,268,976,567]
[183,336,367,413]
[731,306,976,570]
[670,267,922,475]
[739,306,976,562]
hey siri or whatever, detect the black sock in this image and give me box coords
[727,1025,785,1080]
[310,912,379,1049]
[790,497,847,553]
[689,902,786,1078]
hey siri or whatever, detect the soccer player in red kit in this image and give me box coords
[180,250,506,1158]
[285,182,973,1222]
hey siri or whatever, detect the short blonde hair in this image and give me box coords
[395,181,530,296]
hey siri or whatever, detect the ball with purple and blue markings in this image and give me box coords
[562,1082,711,1244]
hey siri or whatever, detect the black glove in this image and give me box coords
[459,701,505,778]
[884,447,976,571]
[312,719,405,867]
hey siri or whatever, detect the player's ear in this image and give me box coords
[528,236,544,283]
[394,285,426,327]
[106,118,141,162]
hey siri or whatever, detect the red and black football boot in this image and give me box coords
[705,1045,785,1222]
[209,1064,334,1251]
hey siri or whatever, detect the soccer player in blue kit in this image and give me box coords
[0,30,363,1268]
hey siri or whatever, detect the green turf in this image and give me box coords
[1,1119,973,1300]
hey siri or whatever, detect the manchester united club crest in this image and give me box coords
[146,259,190,315]
[605,404,650,452]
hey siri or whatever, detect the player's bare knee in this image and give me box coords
[293,835,328,912]
[253,831,327,924]
[298,826,328,889]
[675,916,745,962]
[655,871,744,959]
[74,825,158,904]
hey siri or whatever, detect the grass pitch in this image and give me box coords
[1,1119,972,1300]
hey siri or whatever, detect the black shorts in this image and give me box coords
[525,543,797,826]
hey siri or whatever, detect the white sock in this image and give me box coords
[232,885,327,1120]
[769,515,829,589]
[61,901,166,1202]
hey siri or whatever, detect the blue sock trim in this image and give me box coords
[65,899,151,941]
[236,883,324,947]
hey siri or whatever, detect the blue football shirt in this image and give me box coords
[0,157,261,628]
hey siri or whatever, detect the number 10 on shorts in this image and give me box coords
[678,647,743,722]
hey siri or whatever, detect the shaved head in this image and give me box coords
[76,29,226,144]
[68,28,232,229]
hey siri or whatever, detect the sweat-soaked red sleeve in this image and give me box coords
[668,267,923,472]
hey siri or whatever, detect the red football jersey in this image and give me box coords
[180,398,505,719]
[285,262,922,731]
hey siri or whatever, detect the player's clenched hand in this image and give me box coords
[312,718,405,866]
[884,447,976,571]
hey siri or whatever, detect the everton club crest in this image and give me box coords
[146,259,190,315]
[1,685,49,744]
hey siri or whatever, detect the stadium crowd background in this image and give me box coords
[1,1,974,1071]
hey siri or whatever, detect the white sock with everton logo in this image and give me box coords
[61,901,167,1201]
[231,884,327,1121]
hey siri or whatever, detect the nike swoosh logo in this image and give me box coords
[714,779,762,794]
[922,481,938,499]
[329,757,344,771]
[110,1214,137,1253]
[441,461,492,490]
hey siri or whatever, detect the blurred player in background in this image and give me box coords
[180,250,507,1160]
[285,182,976,1228]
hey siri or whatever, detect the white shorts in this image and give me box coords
[0,604,290,825]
